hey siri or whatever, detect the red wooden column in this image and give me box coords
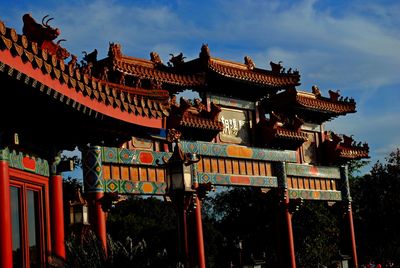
[195,197,206,268]
[0,159,13,268]
[50,171,66,260]
[347,202,358,268]
[282,190,297,268]
[340,166,358,268]
[91,192,107,253]
[83,146,107,254]
[275,161,297,268]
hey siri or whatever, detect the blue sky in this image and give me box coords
[1,0,400,175]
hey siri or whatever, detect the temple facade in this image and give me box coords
[0,14,368,268]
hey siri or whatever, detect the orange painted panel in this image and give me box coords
[130,167,139,181]
[111,166,120,180]
[121,166,129,180]
[331,180,337,190]
[197,159,203,172]
[246,161,253,175]
[304,178,310,189]
[226,145,253,158]
[203,158,211,173]
[239,161,246,175]
[139,167,148,181]
[292,178,298,189]
[287,177,293,188]
[259,163,266,176]
[310,179,315,189]
[147,167,156,182]
[315,179,321,190]
[156,168,165,182]
[103,164,111,180]
[232,160,239,174]
[211,158,219,173]
[225,159,233,174]
[298,178,304,189]
[218,159,225,174]
[321,179,326,190]
[253,161,259,175]
[265,163,272,176]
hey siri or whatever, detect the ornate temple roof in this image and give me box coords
[0,19,169,130]
[102,43,205,88]
[262,87,356,124]
[167,97,224,141]
[257,111,308,150]
[322,131,369,163]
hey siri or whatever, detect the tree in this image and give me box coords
[351,149,400,264]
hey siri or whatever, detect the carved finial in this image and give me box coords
[108,42,122,59]
[82,49,97,65]
[150,51,162,65]
[270,61,283,73]
[244,56,255,70]
[199,43,211,60]
[312,85,321,97]
[168,53,186,67]
[22,13,60,43]
[328,89,341,101]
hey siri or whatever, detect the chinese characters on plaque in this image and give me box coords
[218,108,252,145]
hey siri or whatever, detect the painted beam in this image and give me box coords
[197,172,278,187]
[101,147,170,166]
[100,179,167,195]
[181,141,297,162]
[285,163,341,179]
[0,148,49,176]
[288,189,342,201]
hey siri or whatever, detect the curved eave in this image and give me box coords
[114,59,205,87]
[180,116,224,131]
[275,129,309,141]
[296,96,356,115]
[0,49,163,129]
[337,146,369,159]
[208,59,300,88]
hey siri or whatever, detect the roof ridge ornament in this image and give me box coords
[244,56,255,70]
[150,51,163,66]
[199,43,211,61]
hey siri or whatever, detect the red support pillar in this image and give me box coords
[50,174,66,260]
[90,192,107,254]
[347,203,358,268]
[284,192,296,268]
[0,160,13,268]
[195,197,206,268]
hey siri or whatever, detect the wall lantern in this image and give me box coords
[160,129,200,194]
[69,187,89,225]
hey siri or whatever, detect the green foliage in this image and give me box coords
[351,149,400,264]
[106,196,179,267]
[204,188,341,267]
[64,228,151,268]
[292,202,340,267]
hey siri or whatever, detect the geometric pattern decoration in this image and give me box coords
[274,161,287,188]
[285,163,341,179]
[101,179,166,195]
[83,146,103,193]
[197,172,278,187]
[181,141,297,162]
[101,147,170,166]
[288,189,342,201]
[0,148,49,177]
[340,165,351,201]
